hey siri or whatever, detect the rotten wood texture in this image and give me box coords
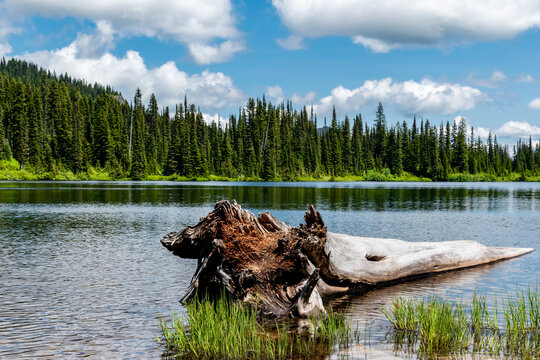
[161,200,534,318]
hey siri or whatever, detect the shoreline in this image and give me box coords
[2,157,539,182]
[1,170,539,182]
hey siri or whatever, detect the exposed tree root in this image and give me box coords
[161,200,534,318]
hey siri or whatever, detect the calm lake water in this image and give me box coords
[0,181,539,359]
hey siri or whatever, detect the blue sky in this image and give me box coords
[1,0,540,144]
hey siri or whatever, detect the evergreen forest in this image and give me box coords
[1,58,539,181]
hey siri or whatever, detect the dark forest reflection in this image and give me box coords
[1,181,538,212]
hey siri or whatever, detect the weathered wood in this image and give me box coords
[161,200,534,318]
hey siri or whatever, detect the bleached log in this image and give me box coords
[161,200,533,318]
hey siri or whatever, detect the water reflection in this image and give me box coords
[0,181,538,359]
[1,181,538,212]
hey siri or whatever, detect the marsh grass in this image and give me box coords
[158,297,357,359]
[383,288,540,359]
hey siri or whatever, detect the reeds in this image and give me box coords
[158,296,356,359]
[383,287,540,359]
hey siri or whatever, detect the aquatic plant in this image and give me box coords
[158,296,356,359]
[383,288,540,359]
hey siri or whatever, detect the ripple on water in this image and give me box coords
[0,181,538,359]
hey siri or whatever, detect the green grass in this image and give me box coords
[0,159,122,181]
[383,288,540,358]
[2,158,538,182]
[158,296,357,359]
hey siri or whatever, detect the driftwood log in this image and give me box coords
[161,200,534,318]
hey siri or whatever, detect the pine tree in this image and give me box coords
[262,107,278,180]
[329,107,342,176]
[468,126,478,174]
[11,81,29,168]
[27,87,45,169]
[145,93,159,173]
[390,126,403,175]
[48,81,72,167]
[342,115,351,173]
[71,95,85,172]
[439,124,449,180]
[94,95,114,167]
[407,116,420,173]
[130,89,147,179]
[0,107,6,159]
[374,102,387,169]
[221,125,234,177]
[351,114,363,174]
[454,117,468,173]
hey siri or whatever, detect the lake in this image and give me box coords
[0,181,538,359]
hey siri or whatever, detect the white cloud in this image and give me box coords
[0,9,19,57]
[516,73,535,83]
[468,70,508,88]
[457,118,540,143]
[497,121,540,137]
[17,41,245,111]
[0,43,12,57]
[491,71,508,82]
[352,35,395,53]
[272,0,540,52]
[291,91,317,105]
[266,85,284,104]
[266,85,317,106]
[528,98,540,110]
[276,35,306,50]
[73,21,115,58]
[314,78,489,116]
[188,40,245,65]
[475,126,492,139]
[202,113,229,127]
[5,0,243,64]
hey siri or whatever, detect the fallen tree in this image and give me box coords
[161,200,534,318]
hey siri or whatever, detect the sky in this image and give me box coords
[1,0,540,145]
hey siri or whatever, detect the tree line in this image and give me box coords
[1,58,538,180]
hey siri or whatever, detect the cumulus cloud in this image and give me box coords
[467,71,508,88]
[276,35,306,50]
[5,0,243,64]
[18,41,245,111]
[188,40,245,65]
[528,98,540,110]
[496,121,540,137]
[314,78,489,116]
[202,113,229,127]
[456,117,540,143]
[73,21,115,58]
[272,0,540,52]
[266,85,285,104]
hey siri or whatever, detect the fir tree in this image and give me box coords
[130,90,147,179]
[374,102,387,168]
